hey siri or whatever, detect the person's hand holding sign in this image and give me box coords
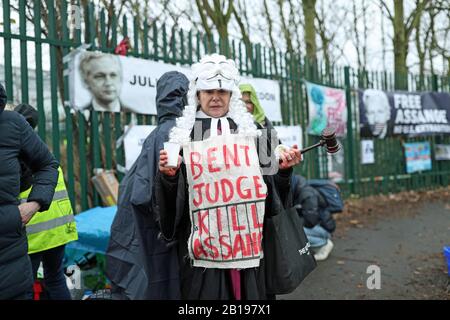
[278,144,302,170]
[159,149,182,176]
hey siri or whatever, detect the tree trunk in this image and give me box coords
[302,0,317,78]
[393,0,408,89]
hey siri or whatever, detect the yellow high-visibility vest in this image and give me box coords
[19,167,78,254]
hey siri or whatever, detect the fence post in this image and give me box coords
[344,66,356,194]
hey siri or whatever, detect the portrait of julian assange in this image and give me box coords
[78,51,128,112]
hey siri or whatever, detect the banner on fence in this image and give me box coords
[435,144,450,161]
[274,125,303,149]
[68,51,282,119]
[305,81,347,137]
[361,140,375,164]
[183,135,267,269]
[359,89,450,138]
[404,142,432,174]
[124,125,156,170]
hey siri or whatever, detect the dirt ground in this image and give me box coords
[279,186,450,300]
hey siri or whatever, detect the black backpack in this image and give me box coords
[306,179,344,214]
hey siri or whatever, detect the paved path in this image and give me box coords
[279,201,450,299]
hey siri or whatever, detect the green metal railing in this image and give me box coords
[1,0,449,213]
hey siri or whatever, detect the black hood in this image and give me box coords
[155,71,189,124]
[14,104,39,129]
[0,83,6,115]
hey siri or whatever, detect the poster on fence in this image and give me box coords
[68,50,282,119]
[124,125,156,170]
[404,142,432,174]
[359,89,450,139]
[305,81,347,137]
[435,144,450,161]
[274,125,303,149]
[361,140,375,164]
[184,135,267,269]
[327,140,345,182]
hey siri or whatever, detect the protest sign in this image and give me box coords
[404,142,432,174]
[184,135,267,269]
[124,125,156,170]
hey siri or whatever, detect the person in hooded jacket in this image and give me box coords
[105,71,189,299]
[291,174,335,261]
[0,83,59,299]
[154,54,302,300]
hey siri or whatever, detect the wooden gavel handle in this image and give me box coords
[300,140,325,154]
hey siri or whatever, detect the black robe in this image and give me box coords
[105,71,189,299]
[154,117,292,300]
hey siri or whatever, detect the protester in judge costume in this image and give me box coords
[105,71,189,299]
[154,54,302,299]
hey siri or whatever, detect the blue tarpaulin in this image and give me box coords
[66,206,116,255]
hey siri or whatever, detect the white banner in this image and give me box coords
[69,51,282,119]
[274,125,303,149]
[184,135,267,269]
[124,125,156,170]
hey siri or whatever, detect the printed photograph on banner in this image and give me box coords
[183,135,267,269]
[69,50,189,114]
[305,81,347,137]
[359,89,450,138]
[273,125,303,149]
[434,144,450,161]
[123,125,156,170]
[361,140,375,164]
[404,142,432,174]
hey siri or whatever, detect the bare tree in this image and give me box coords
[381,0,430,89]
[195,0,234,55]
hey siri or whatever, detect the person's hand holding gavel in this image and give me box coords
[278,144,302,170]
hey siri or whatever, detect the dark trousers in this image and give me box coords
[28,245,71,300]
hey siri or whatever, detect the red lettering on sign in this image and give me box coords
[207,147,220,173]
[253,176,266,199]
[193,238,208,258]
[251,231,262,255]
[239,145,250,166]
[204,236,219,259]
[220,179,234,202]
[231,206,246,232]
[236,176,252,199]
[190,152,202,180]
[192,183,204,207]
[219,235,232,259]
[216,208,223,233]
[232,234,244,257]
[197,210,209,235]
[242,233,253,257]
[250,203,263,229]
[205,181,219,204]
[223,144,240,170]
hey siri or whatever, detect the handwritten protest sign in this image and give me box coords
[184,134,267,269]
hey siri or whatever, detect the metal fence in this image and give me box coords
[1,0,449,213]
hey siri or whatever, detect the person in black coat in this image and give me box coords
[155,54,302,300]
[0,83,59,299]
[291,174,335,261]
[105,71,189,299]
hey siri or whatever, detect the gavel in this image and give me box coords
[300,127,341,155]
